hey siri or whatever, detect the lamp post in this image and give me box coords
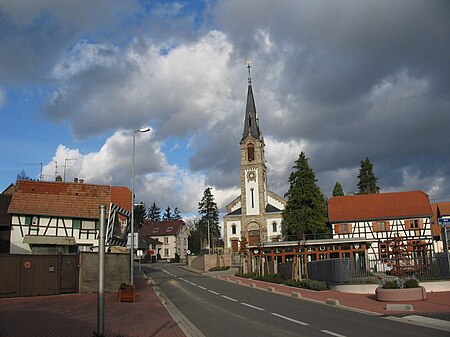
[130,127,150,285]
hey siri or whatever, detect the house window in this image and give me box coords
[164,249,169,257]
[164,237,169,245]
[31,216,39,226]
[379,242,388,261]
[405,219,423,230]
[336,223,352,234]
[248,143,254,161]
[231,224,237,235]
[272,222,277,232]
[373,221,390,232]
[73,219,81,229]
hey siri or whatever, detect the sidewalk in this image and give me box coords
[217,274,450,316]
[0,272,185,337]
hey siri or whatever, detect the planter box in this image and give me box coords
[375,286,426,302]
[118,285,136,302]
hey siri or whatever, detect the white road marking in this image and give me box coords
[271,312,309,326]
[162,270,175,277]
[189,282,197,286]
[241,302,265,311]
[208,290,220,295]
[321,329,346,337]
[198,286,207,290]
[221,295,238,302]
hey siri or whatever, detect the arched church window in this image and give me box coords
[248,143,254,161]
[231,224,237,235]
[272,222,277,232]
[250,188,255,208]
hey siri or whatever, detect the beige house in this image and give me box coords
[140,220,189,260]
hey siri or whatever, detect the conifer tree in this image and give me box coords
[332,182,345,197]
[357,157,380,194]
[282,152,328,238]
[162,206,173,221]
[173,207,182,220]
[148,202,161,221]
[198,187,220,250]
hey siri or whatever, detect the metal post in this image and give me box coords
[97,204,106,336]
[131,132,136,285]
[444,225,450,275]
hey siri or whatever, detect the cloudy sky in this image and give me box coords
[1,0,449,218]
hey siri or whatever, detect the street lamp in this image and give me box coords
[130,127,150,285]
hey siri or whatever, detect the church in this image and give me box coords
[223,64,286,252]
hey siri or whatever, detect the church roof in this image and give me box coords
[265,204,282,213]
[226,208,242,216]
[241,83,261,142]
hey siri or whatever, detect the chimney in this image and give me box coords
[55,175,62,182]
[79,179,84,184]
[74,178,78,183]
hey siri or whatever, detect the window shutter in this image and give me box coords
[334,224,340,235]
[404,220,410,230]
[385,221,391,231]
[372,222,378,232]
[418,219,424,229]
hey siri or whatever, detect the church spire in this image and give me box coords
[241,60,261,142]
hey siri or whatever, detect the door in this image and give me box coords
[60,255,78,293]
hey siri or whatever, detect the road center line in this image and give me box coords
[271,312,309,326]
[162,270,174,277]
[221,295,238,302]
[198,286,207,290]
[321,329,346,337]
[208,290,220,295]
[189,282,197,286]
[241,302,265,311]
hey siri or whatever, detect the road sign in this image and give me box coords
[438,218,450,225]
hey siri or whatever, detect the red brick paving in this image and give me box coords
[221,276,450,315]
[0,274,185,337]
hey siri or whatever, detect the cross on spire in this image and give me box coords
[247,59,252,85]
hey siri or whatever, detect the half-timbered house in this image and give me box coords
[8,180,131,254]
[328,191,434,268]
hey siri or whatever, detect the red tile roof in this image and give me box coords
[328,190,432,223]
[140,220,185,237]
[431,202,450,236]
[8,180,131,219]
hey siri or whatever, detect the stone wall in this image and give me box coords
[188,253,232,272]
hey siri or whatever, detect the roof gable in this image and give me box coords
[8,180,130,219]
[328,190,432,223]
[140,219,185,237]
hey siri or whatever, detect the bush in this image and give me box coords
[382,281,397,289]
[404,278,419,288]
[235,272,256,278]
[209,266,231,272]
[284,279,329,291]
[252,273,284,284]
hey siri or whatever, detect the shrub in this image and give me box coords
[209,266,231,272]
[382,281,397,289]
[404,278,419,288]
[252,273,284,284]
[235,272,256,278]
[284,279,328,291]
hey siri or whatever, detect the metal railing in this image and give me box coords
[307,253,450,284]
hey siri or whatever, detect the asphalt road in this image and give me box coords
[143,264,448,337]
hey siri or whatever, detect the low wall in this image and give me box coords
[330,280,450,294]
[188,254,232,272]
[79,252,130,293]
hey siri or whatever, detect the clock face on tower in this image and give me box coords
[247,171,256,182]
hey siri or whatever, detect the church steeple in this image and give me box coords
[241,60,261,142]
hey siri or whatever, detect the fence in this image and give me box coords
[307,252,450,284]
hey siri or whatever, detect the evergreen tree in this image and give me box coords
[173,207,182,220]
[162,206,173,221]
[148,202,161,221]
[332,182,345,197]
[134,203,146,230]
[186,217,202,254]
[17,169,31,181]
[282,152,329,238]
[198,187,220,251]
[357,157,380,194]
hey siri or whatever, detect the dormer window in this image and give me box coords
[167,227,173,232]
[152,228,159,233]
[248,143,254,161]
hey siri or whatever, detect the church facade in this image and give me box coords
[223,67,286,252]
